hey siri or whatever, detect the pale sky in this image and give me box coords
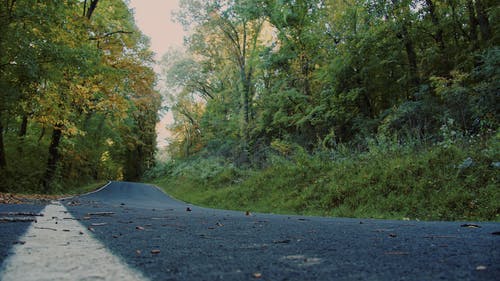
[128,0,185,60]
[128,0,185,148]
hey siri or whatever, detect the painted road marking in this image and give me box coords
[0,202,149,281]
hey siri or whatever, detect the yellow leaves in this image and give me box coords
[31,27,41,36]
[100,151,111,162]
[64,125,81,137]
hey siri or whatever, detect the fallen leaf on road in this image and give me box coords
[62,229,70,232]
[389,233,397,238]
[491,231,500,235]
[34,226,57,231]
[151,249,160,254]
[0,217,37,223]
[136,226,145,230]
[0,212,43,217]
[91,223,107,226]
[12,241,26,245]
[245,211,251,216]
[476,265,487,271]
[273,239,291,244]
[87,212,115,216]
[186,207,192,212]
[460,223,480,228]
[88,227,95,232]
[216,222,224,227]
[384,251,409,255]
[136,250,142,256]
[252,272,262,279]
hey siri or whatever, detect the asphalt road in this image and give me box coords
[1,181,499,280]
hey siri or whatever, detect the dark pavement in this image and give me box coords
[1,181,499,280]
[0,204,45,264]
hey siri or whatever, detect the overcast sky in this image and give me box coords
[128,0,185,60]
[127,0,185,148]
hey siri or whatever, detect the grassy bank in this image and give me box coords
[151,136,499,222]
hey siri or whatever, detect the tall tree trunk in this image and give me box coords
[42,126,63,193]
[0,117,6,169]
[474,0,491,42]
[18,115,28,137]
[85,0,99,19]
[399,24,420,93]
[425,0,445,51]
[467,0,479,49]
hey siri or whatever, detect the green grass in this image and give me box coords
[58,181,108,196]
[152,136,500,222]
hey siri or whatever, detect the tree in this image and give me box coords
[0,0,161,192]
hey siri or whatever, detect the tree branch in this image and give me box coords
[89,30,133,40]
[86,0,99,20]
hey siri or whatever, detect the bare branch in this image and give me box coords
[89,30,133,40]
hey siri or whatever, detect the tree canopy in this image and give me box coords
[163,0,498,163]
[0,0,161,192]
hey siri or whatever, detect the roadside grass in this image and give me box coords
[0,181,107,203]
[59,181,108,196]
[152,135,500,222]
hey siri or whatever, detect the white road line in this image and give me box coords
[0,201,149,281]
[59,181,112,201]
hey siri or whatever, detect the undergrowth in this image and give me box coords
[150,134,499,221]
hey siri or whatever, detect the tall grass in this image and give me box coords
[151,134,499,221]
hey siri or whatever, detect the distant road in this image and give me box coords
[1,181,499,280]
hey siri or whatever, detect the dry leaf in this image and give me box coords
[252,272,262,279]
[87,227,95,232]
[91,223,107,226]
[385,251,409,255]
[245,211,251,216]
[136,226,145,230]
[476,265,487,271]
[151,249,160,254]
[186,207,192,212]
[87,212,115,216]
[389,233,397,238]
[136,250,142,256]
[460,223,480,228]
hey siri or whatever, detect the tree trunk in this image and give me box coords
[18,115,28,137]
[467,0,479,49]
[0,117,6,169]
[474,0,491,42]
[400,25,420,92]
[85,0,99,19]
[425,0,445,51]
[42,126,62,193]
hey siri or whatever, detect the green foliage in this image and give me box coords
[156,0,499,220]
[0,1,161,193]
[165,0,498,157]
[154,138,499,221]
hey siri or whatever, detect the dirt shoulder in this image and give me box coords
[0,193,67,205]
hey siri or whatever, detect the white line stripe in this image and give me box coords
[0,201,149,281]
[59,181,113,201]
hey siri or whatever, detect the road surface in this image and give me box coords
[0,181,499,280]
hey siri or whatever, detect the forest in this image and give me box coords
[154,0,499,220]
[0,0,161,193]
